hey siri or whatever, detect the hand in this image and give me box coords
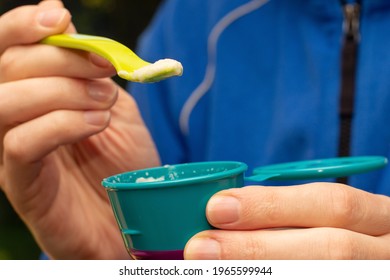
[0,0,160,259]
[184,183,390,259]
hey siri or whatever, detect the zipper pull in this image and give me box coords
[342,3,361,42]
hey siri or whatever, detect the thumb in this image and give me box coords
[0,1,72,54]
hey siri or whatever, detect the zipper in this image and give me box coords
[337,1,361,184]
[343,3,361,42]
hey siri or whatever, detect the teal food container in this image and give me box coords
[102,161,247,259]
[102,156,387,259]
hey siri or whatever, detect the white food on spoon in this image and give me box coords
[120,59,183,83]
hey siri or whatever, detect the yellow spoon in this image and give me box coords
[41,34,183,83]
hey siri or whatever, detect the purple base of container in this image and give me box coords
[130,249,184,260]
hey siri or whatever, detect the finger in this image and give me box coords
[0,44,116,82]
[0,1,71,54]
[206,183,390,236]
[4,109,111,164]
[0,77,117,165]
[184,228,390,260]
[3,109,111,191]
[0,77,118,127]
[38,1,77,33]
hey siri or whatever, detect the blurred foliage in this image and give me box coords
[0,0,162,259]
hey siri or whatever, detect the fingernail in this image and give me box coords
[88,81,117,102]
[207,195,240,225]
[89,53,113,68]
[185,238,221,260]
[38,9,68,27]
[84,111,110,125]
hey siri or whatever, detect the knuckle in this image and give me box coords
[219,232,267,259]
[326,229,358,259]
[3,130,25,162]
[0,6,39,43]
[328,184,361,227]
[244,235,268,259]
[0,47,17,80]
[0,8,20,34]
[255,188,282,225]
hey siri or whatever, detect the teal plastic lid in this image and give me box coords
[248,156,388,181]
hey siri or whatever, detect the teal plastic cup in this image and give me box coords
[101,156,387,259]
[102,161,247,260]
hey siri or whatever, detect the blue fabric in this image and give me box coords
[129,0,390,194]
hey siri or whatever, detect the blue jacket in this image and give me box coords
[129,0,390,194]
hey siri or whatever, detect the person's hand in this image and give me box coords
[184,182,390,259]
[0,0,160,259]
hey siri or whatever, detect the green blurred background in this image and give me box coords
[0,0,162,260]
